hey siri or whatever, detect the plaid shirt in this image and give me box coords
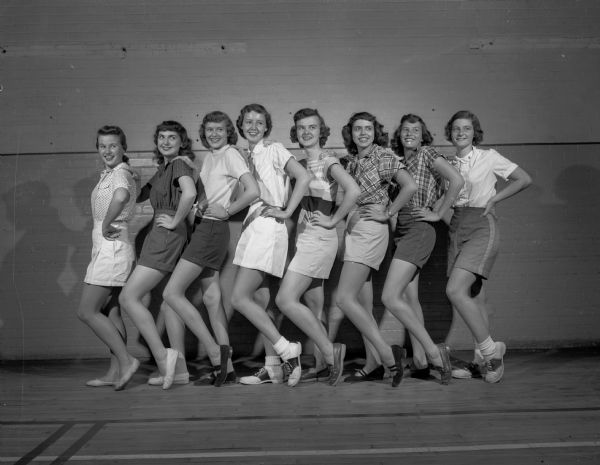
[402,146,443,209]
[346,144,405,206]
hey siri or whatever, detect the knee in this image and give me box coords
[203,286,221,311]
[76,307,91,324]
[118,291,130,311]
[335,294,351,310]
[446,282,464,303]
[162,287,177,307]
[380,289,396,309]
[230,292,245,311]
[274,292,291,313]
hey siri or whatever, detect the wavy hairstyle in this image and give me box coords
[390,114,434,156]
[198,111,238,149]
[444,110,484,145]
[96,125,129,163]
[289,108,330,148]
[341,112,389,156]
[153,120,195,165]
[236,103,272,139]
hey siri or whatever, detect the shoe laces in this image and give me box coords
[253,367,268,377]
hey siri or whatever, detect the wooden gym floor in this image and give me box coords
[1,348,599,464]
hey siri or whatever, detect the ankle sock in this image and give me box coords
[477,336,496,361]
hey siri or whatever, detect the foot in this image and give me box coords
[161,348,179,390]
[239,365,283,385]
[389,345,406,387]
[300,366,330,383]
[195,370,237,386]
[344,365,384,382]
[147,371,190,386]
[409,363,431,380]
[327,343,346,386]
[451,350,484,379]
[114,358,140,391]
[214,346,233,388]
[433,343,452,385]
[85,378,116,387]
[281,342,302,387]
[484,342,506,383]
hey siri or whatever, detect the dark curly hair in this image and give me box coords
[390,114,434,156]
[444,110,484,146]
[341,112,388,156]
[198,111,238,149]
[289,108,330,148]
[153,120,195,165]
[96,125,129,163]
[236,103,272,140]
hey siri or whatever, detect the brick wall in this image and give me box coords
[1,0,599,359]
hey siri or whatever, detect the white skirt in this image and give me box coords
[287,219,338,279]
[233,215,289,278]
[84,222,135,287]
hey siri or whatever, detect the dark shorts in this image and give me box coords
[181,217,229,271]
[137,215,189,273]
[447,207,499,279]
[393,210,436,269]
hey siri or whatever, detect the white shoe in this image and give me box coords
[282,342,302,387]
[162,349,179,390]
[148,371,190,386]
[239,366,283,385]
[484,342,506,383]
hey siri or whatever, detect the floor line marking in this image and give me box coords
[2,440,599,462]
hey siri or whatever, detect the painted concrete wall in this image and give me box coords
[1,0,599,359]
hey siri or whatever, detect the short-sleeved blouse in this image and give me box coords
[448,147,518,208]
[247,140,294,215]
[345,144,405,206]
[146,158,195,212]
[91,162,137,223]
[299,150,340,217]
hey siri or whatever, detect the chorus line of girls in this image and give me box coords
[77,106,531,391]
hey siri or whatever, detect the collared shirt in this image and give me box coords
[402,146,443,210]
[448,146,518,207]
[199,144,250,220]
[91,162,137,223]
[345,144,405,206]
[146,158,195,212]
[247,139,294,215]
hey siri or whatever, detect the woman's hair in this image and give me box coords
[198,111,238,149]
[390,114,434,155]
[341,111,389,156]
[444,110,484,145]
[236,103,273,139]
[153,120,195,164]
[289,108,330,147]
[96,125,129,163]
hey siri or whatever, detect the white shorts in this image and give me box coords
[287,220,338,279]
[84,224,135,287]
[343,209,389,270]
[233,215,289,278]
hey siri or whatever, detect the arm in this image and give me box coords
[483,166,532,216]
[137,183,151,203]
[154,175,197,229]
[413,157,464,222]
[312,163,360,229]
[361,169,417,223]
[204,172,260,219]
[102,187,130,240]
[265,157,310,220]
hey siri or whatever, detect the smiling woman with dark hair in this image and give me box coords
[77,125,139,391]
[119,120,198,390]
[336,111,417,387]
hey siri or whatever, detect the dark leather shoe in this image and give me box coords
[344,365,384,382]
[390,345,406,387]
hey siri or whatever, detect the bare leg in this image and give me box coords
[446,268,490,343]
[382,258,444,366]
[119,266,171,366]
[335,261,394,367]
[404,276,427,368]
[276,271,334,364]
[78,284,137,378]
